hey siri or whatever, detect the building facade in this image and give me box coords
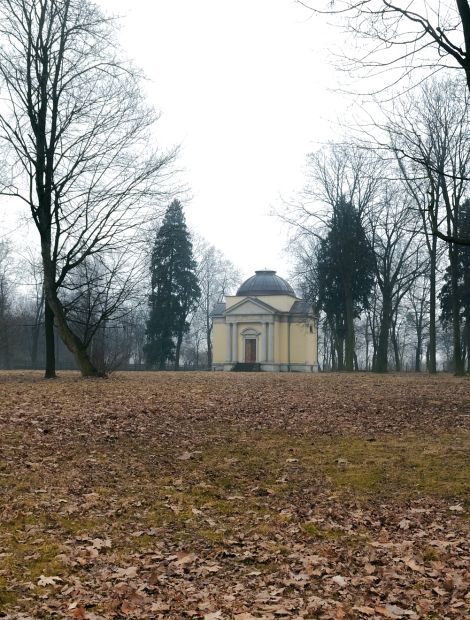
[211,270,318,372]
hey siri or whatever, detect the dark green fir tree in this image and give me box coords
[145,200,201,369]
[440,200,470,373]
[316,196,375,371]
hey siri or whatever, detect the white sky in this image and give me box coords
[96,0,348,281]
[0,1,350,284]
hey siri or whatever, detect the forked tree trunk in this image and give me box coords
[42,243,99,377]
[376,293,392,373]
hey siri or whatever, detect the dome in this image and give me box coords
[236,270,296,296]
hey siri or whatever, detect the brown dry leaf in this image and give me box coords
[331,575,347,587]
[90,537,111,549]
[151,600,171,612]
[175,551,197,565]
[37,575,62,587]
[403,558,425,574]
[204,612,223,620]
[352,606,375,616]
[114,566,138,579]
[178,451,194,460]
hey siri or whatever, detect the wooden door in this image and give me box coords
[245,339,256,363]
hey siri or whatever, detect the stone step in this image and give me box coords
[231,362,262,372]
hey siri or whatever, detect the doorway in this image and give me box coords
[244,338,257,363]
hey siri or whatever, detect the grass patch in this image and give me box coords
[202,431,470,501]
[302,523,344,540]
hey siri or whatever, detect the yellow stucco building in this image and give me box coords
[211,270,318,372]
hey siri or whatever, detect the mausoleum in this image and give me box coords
[211,270,318,372]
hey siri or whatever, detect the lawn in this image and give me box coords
[0,371,469,619]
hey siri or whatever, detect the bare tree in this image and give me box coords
[0,240,14,367]
[0,0,176,377]
[406,273,431,372]
[19,249,46,369]
[301,2,470,246]
[307,1,470,93]
[192,237,241,368]
[62,252,144,373]
[369,186,424,371]
[387,77,470,374]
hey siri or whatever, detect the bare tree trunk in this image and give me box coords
[449,243,465,375]
[42,247,98,377]
[376,294,392,372]
[344,292,355,371]
[391,320,401,371]
[428,237,437,373]
[44,300,56,378]
[206,315,213,368]
[415,331,422,372]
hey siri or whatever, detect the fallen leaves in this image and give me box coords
[0,371,469,618]
[37,575,63,587]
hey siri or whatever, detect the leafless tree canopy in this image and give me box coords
[305,1,470,93]
[0,0,177,375]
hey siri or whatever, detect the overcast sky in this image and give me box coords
[95,0,348,281]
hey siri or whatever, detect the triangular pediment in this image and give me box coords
[225,296,277,315]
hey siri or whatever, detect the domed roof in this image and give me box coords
[236,270,296,296]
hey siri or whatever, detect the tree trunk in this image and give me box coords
[391,322,401,371]
[428,236,437,373]
[344,293,355,371]
[42,242,99,377]
[44,299,56,378]
[449,243,465,376]
[376,293,392,372]
[365,319,370,371]
[206,317,213,368]
[415,329,422,372]
[336,332,344,370]
[174,331,183,370]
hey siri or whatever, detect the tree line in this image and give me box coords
[0,199,239,373]
[0,0,240,377]
[286,77,470,375]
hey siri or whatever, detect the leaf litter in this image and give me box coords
[0,370,469,618]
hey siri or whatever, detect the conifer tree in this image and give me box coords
[316,197,375,371]
[145,200,200,369]
[440,201,470,373]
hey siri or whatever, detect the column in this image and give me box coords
[226,323,233,362]
[260,323,266,362]
[232,323,238,363]
[265,323,269,361]
[268,322,274,361]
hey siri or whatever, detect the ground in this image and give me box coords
[0,372,469,620]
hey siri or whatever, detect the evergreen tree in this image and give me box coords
[145,200,200,369]
[440,201,470,372]
[316,197,375,371]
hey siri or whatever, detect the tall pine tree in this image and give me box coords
[145,200,200,369]
[316,197,375,371]
[440,200,470,373]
